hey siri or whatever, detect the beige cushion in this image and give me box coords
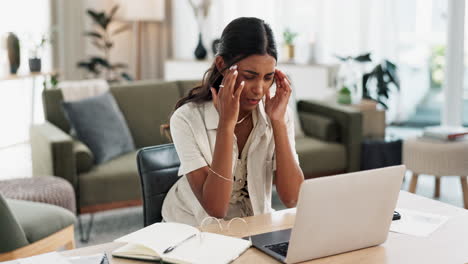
[296,136,346,175]
[177,80,202,97]
[403,137,468,176]
[299,112,339,142]
[79,151,140,207]
[111,81,181,148]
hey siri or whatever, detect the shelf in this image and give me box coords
[0,71,56,81]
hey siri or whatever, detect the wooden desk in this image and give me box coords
[62,191,468,263]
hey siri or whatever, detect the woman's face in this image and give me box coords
[231,54,276,112]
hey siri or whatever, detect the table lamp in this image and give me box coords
[114,0,165,80]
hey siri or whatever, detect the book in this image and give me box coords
[422,126,468,141]
[112,222,251,264]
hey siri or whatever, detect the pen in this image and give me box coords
[163,233,197,254]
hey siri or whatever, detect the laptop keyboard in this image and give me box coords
[265,241,289,257]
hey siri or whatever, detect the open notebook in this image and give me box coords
[112,222,251,264]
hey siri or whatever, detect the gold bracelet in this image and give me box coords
[208,167,233,182]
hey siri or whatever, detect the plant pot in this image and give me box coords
[337,86,352,104]
[284,44,295,61]
[29,57,42,73]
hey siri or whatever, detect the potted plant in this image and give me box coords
[335,53,371,104]
[28,35,48,73]
[77,5,133,82]
[362,59,400,109]
[283,28,298,61]
[336,53,400,109]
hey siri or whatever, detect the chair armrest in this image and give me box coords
[30,121,77,187]
[297,100,362,172]
[0,194,28,253]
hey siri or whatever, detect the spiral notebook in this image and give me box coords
[112,222,251,264]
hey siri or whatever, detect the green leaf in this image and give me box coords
[362,72,371,97]
[111,63,127,69]
[335,54,351,61]
[121,72,133,81]
[77,60,100,75]
[111,24,131,36]
[91,40,105,51]
[84,31,103,39]
[90,57,110,68]
[353,53,372,62]
[105,41,113,49]
[108,5,119,21]
[87,9,106,29]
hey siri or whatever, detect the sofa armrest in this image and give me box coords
[297,100,362,172]
[30,121,77,187]
[73,140,94,173]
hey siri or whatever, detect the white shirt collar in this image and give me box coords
[204,100,269,130]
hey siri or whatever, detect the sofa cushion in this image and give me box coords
[7,199,75,243]
[295,136,346,175]
[299,112,339,142]
[0,194,29,253]
[177,80,202,97]
[42,89,71,133]
[79,151,141,207]
[110,81,181,148]
[62,92,135,165]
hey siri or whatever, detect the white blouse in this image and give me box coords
[161,100,299,226]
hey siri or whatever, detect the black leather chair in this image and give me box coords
[136,143,181,227]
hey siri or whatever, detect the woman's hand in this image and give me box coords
[265,69,292,122]
[210,65,245,127]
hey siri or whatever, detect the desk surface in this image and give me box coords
[62,191,468,264]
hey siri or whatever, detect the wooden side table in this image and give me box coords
[403,137,468,209]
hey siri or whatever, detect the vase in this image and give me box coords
[29,57,42,72]
[194,33,207,60]
[284,44,295,62]
[6,32,20,74]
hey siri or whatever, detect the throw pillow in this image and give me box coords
[62,92,135,164]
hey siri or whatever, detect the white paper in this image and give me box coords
[390,208,449,237]
[17,252,71,264]
[68,253,106,264]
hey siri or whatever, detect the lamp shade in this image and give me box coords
[114,0,165,21]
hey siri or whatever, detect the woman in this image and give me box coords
[162,17,304,226]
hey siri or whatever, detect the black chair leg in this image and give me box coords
[78,213,94,243]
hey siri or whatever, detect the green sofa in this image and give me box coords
[30,79,362,216]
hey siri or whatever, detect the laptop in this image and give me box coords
[251,165,406,264]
